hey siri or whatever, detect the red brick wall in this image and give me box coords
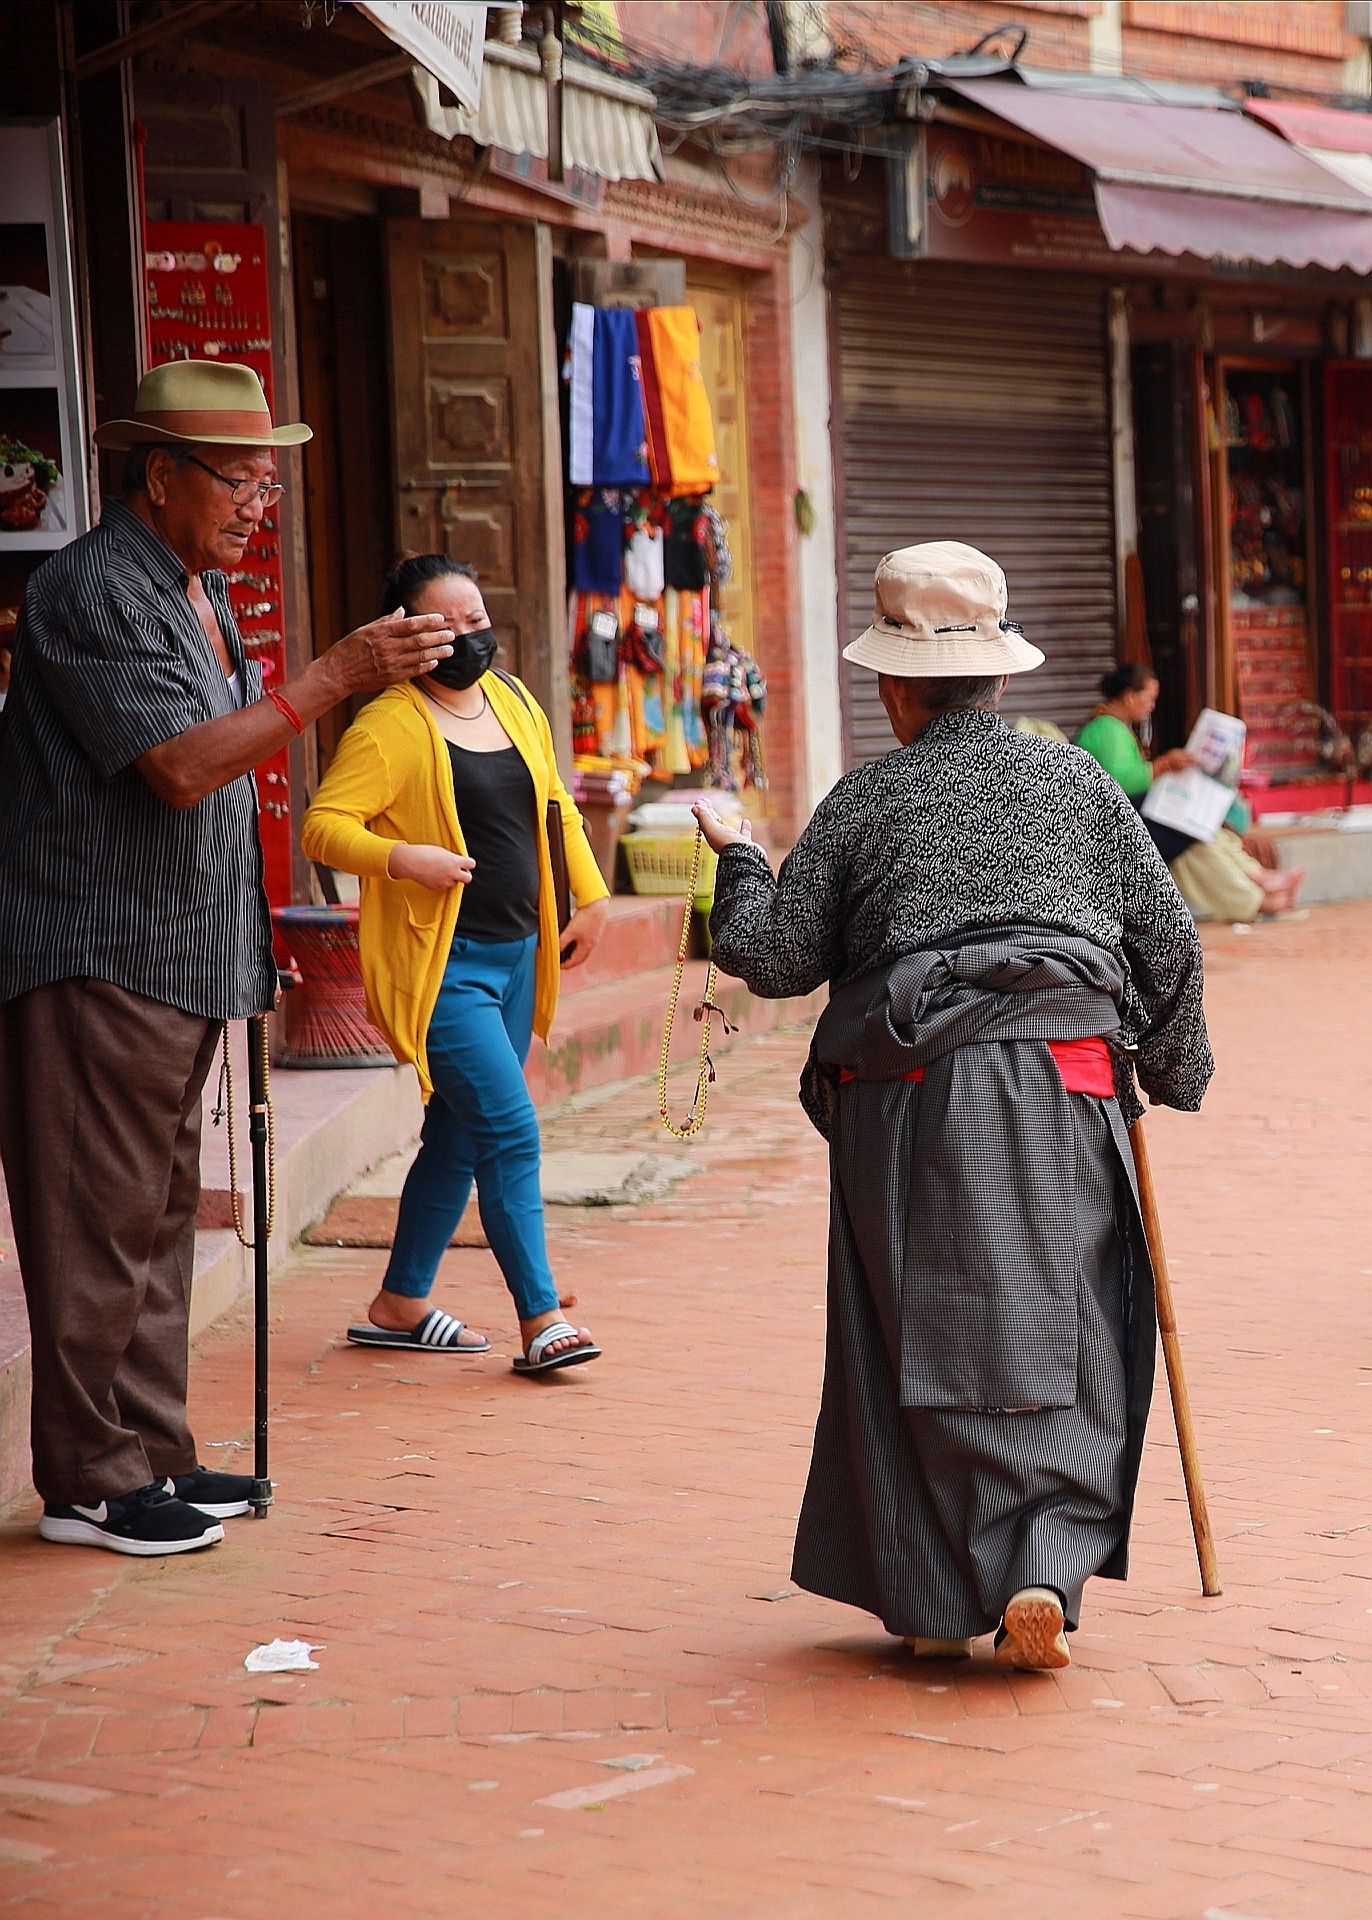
[615,0,774,72]
[815,0,1360,91]
[829,2,1093,71]
[1123,0,1348,61]
[612,2,1364,112]
[741,257,807,849]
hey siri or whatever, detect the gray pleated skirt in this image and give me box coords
[791,1092,1155,1638]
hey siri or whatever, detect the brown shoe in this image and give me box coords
[993,1587,1070,1671]
[903,1635,974,1659]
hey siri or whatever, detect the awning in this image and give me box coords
[412,40,663,183]
[950,77,1372,272]
[1245,98,1372,207]
[562,58,663,183]
[413,42,546,157]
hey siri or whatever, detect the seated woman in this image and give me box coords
[302,554,609,1373]
[1077,664,1303,920]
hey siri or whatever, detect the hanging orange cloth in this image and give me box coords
[635,310,674,493]
[643,306,718,497]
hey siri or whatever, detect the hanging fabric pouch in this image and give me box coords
[665,497,710,590]
[584,607,620,685]
[624,601,666,673]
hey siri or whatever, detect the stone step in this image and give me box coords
[1267,821,1372,903]
[528,961,824,1108]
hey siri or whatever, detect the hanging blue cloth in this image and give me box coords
[571,488,624,596]
[592,308,650,486]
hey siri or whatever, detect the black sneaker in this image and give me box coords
[38,1482,224,1556]
[167,1464,259,1519]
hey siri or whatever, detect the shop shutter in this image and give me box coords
[832,258,1117,764]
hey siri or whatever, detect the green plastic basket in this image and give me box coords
[622,832,718,906]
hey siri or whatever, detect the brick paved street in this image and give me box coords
[3,905,1372,1918]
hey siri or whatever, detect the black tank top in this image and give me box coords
[446,742,541,943]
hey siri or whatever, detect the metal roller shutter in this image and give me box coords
[833,258,1117,765]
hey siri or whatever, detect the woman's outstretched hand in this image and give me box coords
[692,801,756,854]
[1152,748,1196,776]
[559,895,609,969]
[387,843,476,891]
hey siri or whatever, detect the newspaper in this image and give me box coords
[1141,709,1246,844]
[1182,708,1247,785]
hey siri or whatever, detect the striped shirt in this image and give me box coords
[0,500,276,1020]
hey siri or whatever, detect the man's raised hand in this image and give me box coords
[326,610,455,695]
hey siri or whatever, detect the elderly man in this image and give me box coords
[0,361,457,1555]
[695,542,1212,1670]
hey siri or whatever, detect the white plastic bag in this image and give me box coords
[244,1639,322,1673]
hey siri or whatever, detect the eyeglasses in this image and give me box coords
[187,454,283,508]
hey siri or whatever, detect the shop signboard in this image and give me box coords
[145,219,293,907]
[0,119,90,704]
[919,124,1348,281]
[355,2,486,111]
[923,124,1118,271]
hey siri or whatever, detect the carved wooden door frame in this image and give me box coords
[384,215,568,758]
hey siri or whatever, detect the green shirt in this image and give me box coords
[1076,712,1152,799]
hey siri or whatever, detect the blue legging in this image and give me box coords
[383,933,560,1322]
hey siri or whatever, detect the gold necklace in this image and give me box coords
[423,682,488,721]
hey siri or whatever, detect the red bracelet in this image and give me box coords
[266,686,305,735]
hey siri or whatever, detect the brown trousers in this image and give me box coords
[0,979,220,1504]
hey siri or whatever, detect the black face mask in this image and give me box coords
[428,626,496,691]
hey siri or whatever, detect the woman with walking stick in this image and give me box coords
[694,543,1215,1670]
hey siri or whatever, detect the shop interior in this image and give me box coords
[1133,295,1372,802]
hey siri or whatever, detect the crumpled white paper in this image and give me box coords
[244,1639,323,1673]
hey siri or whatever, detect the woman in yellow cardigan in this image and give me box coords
[302,555,609,1372]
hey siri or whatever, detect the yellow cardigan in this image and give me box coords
[300,674,609,1100]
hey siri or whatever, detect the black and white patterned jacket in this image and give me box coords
[709,707,1212,1119]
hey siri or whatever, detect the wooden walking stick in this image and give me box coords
[1128,1114,1221,1597]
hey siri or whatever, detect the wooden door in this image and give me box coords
[686,274,758,663]
[385,218,557,714]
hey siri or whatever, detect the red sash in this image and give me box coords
[838,1035,1114,1098]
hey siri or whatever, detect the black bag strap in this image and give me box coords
[493,666,529,710]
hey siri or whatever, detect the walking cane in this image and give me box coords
[217,1014,277,1516]
[246,1014,274,1519]
[1127,1115,1220,1597]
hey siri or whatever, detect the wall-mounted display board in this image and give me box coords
[1324,361,1372,730]
[1212,358,1320,778]
[145,219,292,906]
[0,120,90,702]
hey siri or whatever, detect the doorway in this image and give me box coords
[1210,355,1318,778]
[292,211,394,772]
[1131,340,1203,752]
[685,270,758,667]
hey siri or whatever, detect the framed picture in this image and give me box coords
[0,121,89,554]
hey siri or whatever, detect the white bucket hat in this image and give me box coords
[843,540,1044,677]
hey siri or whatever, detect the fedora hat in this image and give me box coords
[843,541,1044,678]
[93,361,312,450]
